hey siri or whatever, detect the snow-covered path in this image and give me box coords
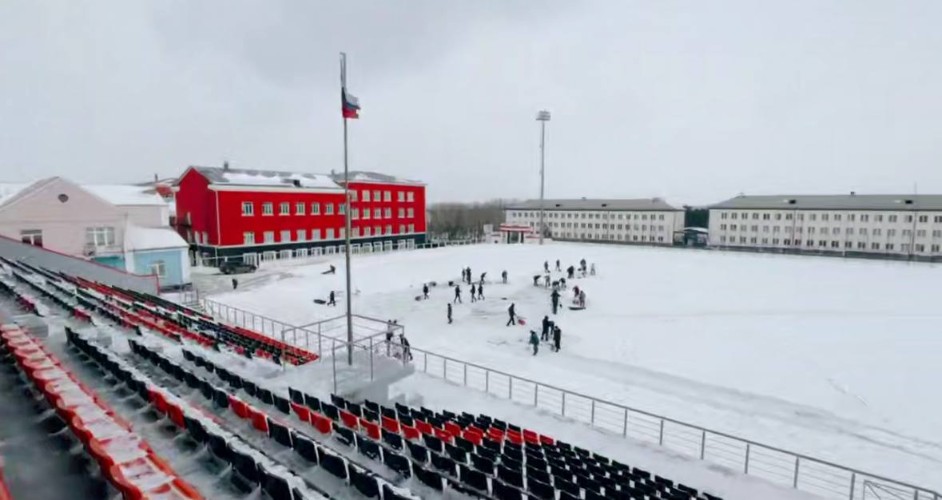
[202,243,942,491]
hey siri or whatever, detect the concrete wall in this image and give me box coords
[0,234,158,293]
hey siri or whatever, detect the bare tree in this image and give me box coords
[428,199,517,240]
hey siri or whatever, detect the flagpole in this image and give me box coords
[341,52,354,366]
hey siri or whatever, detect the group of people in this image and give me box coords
[544,258,593,312]
[452,282,484,304]
[384,319,412,361]
[527,315,562,355]
[460,267,486,286]
[444,266,509,324]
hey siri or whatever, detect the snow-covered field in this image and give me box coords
[200,243,942,492]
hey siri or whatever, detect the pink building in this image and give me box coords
[0,177,190,289]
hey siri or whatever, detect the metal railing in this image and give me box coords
[197,300,940,500]
[394,346,939,500]
[200,298,404,359]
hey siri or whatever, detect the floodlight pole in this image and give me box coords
[536,110,551,245]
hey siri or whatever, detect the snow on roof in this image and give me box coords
[124,225,187,251]
[84,184,167,206]
[192,166,342,190]
[332,170,424,186]
[0,182,31,207]
[506,198,682,211]
[710,193,942,210]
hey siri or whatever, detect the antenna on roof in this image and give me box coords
[153,173,158,183]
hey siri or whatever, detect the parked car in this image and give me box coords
[219,260,257,275]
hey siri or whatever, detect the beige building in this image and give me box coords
[708,194,942,259]
[503,198,685,245]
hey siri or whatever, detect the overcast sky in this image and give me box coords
[2,1,942,205]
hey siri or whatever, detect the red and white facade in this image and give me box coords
[173,166,427,264]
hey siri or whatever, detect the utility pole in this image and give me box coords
[536,110,551,245]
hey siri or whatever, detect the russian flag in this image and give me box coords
[342,88,360,119]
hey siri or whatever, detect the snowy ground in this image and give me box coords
[199,243,942,492]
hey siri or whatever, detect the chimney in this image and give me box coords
[223,161,230,171]
[850,191,855,196]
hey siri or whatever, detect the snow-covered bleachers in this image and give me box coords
[173,344,725,500]
[124,336,416,500]
[0,322,202,499]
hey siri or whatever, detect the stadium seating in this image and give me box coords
[0,322,202,499]
[1,258,319,366]
[66,274,318,365]
[124,337,414,500]
[66,327,338,500]
[178,348,723,500]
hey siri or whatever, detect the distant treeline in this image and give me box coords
[427,200,514,241]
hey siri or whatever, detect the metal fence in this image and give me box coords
[394,347,939,500]
[197,303,940,500]
[200,298,403,358]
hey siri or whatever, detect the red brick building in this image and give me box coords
[173,165,426,264]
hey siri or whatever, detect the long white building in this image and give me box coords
[503,198,685,245]
[708,194,942,259]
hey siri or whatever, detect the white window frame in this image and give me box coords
[262,202,274,216]
[243,232,255,245]
[242,201,254,216]
[263,231,275,243]
[295,202,305,215]
[279,202,290,215]
[280,229,292,242]
[311,202,320,215]
[86,226,116,247]
[407,191,415,202]
[297,229,307,241]
[150,260,167,278]
[326,203,334,215]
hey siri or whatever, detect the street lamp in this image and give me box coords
[536,110,551,245]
